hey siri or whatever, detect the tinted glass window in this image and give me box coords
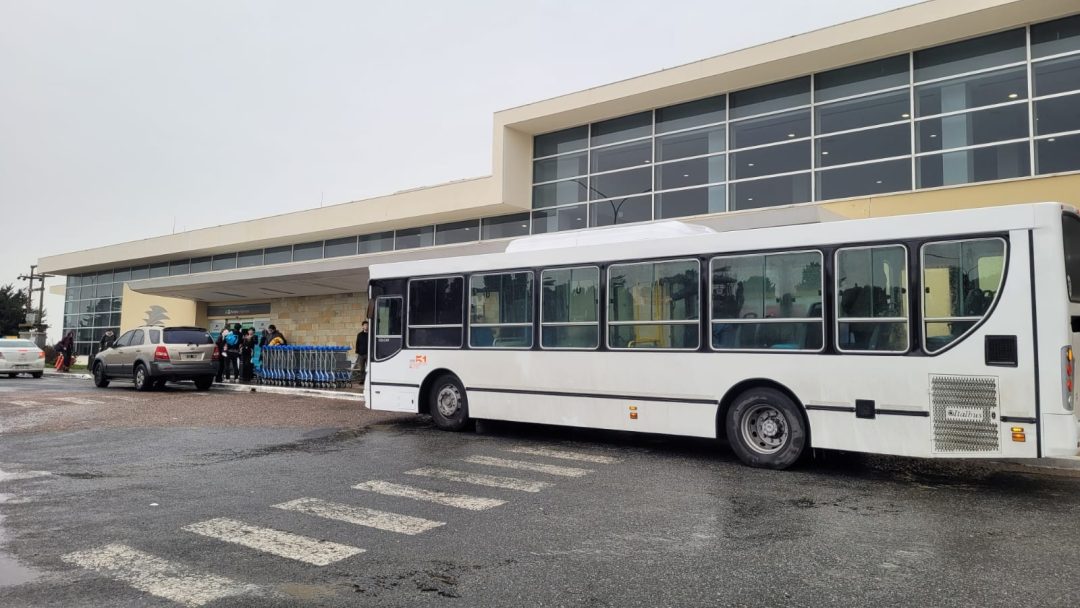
[655,185,726,219]
[655,125,726,162]
[1031,14,1080,58]
[710,252,823,350]
[656,155,726,190]
[394,227,434,250]
[917,104,1029,152]
[149,263,170,278]
[482,214,530,240]
[164,329,213,344]
[730,77,810,119]
[590,140,651,173]
[591,112,651,147]
[1064,215,1080,302]
[1037,133,1080,175]
[656,95,725,134]
[608,260,699,349]
[1034,94,1080,135]
[729,173,812,210]
[169,261,188,276]
[541,267,599,349]
[264,246,292,264]
[131,330,145,345]
[408,277,464,348]
[211,254,237,271]
[917,141,1030,188]
[730,109,810,149]
[1033,55,1080,97]
[589,195,652,227]
[237,249,263,268]
[470,272,534,349]
[149,329,161,344]
[914,28,1025,82]
[189,257,211,273]
[532,204,588,234]
[922,238,1006,352]
[915,66,1027,116]
[816,159,911,201]
[816,124,909,167]
[729,140,810,180]
[534,152,588,182]
[114,331,136,347]
[292,241,323,261]
[532,180,587,208]
[323,237,357,258]
[836,245,908,352]
[376,298,403,336]
[589,167,651,200]
[815,90,910,134]
[815,55,909,102]
[358,232,394,254]
[534,126,588,157]
[435,220,480,246]
[130,266,149,280]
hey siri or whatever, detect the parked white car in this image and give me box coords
[0,339,45,378]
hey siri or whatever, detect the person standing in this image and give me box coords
[224,323,242,382]
[215,326,230,382]
[354,321,369,384]
[266,324,288,346]
[239,328,257,383]
[99,329,116,352]
[56,331,75,372]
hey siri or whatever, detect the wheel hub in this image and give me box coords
[741,404,788,455]
[436,385,461,417]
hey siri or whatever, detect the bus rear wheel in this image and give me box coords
[429,374,471,432]
[726,387,806,470]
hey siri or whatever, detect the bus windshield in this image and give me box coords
[1064,214,1080,302]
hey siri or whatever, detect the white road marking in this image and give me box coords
[7,401,42,407]
[61,543,257,607]
[182,517,363,566]
[273,498,444,535]
[405,467,550,493]
[54,397,103,405]
[0,468,51,482]
[463,455,593,477]
[353,480,506,511]
[506,446,621,464]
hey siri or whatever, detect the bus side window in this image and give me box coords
[921,238,1006,353]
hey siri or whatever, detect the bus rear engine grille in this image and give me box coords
[930,375,1000,454]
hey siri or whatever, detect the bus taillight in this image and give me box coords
[1064,346,1075,411]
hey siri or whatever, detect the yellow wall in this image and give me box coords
[821,174,1080,219]
[118,285,199,333]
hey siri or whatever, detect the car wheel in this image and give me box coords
[194,376,214,391]
[725,387,807,470]
[152,378,167,390]
[31,372,42,379]
[93,362,110,388]
[6,373,15,378]
[428,373,471,432]
[133,364,152,392]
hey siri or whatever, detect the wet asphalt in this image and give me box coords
[1,376,1079,607]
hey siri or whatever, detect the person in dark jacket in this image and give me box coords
[354,321,369,383]
[56,331,75,372]
[224,323,242,381]
[98,329,116,352]
[215,327,229,382]
[239,328,257,383]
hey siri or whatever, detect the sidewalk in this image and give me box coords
[44,370,365,403]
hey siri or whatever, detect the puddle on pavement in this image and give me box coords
[0,492,40,587]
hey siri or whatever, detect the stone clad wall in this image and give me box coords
[270,293,367,354]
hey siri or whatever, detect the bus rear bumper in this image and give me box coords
[1039,412,1080,458]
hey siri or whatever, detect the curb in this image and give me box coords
[210,382,366,402]
[43,371,92,380]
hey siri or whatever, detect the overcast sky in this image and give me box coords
[0,0,918,341]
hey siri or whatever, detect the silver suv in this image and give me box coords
[91,326,218,391]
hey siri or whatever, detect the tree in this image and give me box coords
[0,283,30,336]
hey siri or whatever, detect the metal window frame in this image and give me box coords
[920,236,1009,354]
[606,258,701,352]
[468,270,535,350]
[708,249,826,353]
[405,276,465,350]
[834,244,911,354]
[539,265,601,351]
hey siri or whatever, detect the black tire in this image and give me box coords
[133,364,152,392]
[31,372,42,379]
[152,378,168,390]
[428,374,471,432]
[93,362,110,388]
[725,387,807,470]
[194,376,214,391]
[6,373,15,378]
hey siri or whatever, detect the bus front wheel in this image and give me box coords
[726,388,806,470]
[429,374,471,432]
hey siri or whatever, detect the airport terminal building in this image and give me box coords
[38,0,1080,358]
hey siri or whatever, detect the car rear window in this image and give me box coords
[0,340,36,348]
[163,329,213,345]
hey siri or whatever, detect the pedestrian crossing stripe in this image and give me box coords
[353,480,506,510]
[405,466,551,492]
[61,543,258,607]
[182,517,364,566]
[273,497,444,535]
[506,445,621,464]
[463,455,593,477]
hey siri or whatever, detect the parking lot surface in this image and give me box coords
[1,375,1079,607]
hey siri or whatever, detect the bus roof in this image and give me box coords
[369,202,1065,280]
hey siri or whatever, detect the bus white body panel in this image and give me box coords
[366,203,1080,463]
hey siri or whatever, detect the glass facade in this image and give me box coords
[532,15,1080,229]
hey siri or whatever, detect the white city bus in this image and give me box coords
[365,202,1080,469]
